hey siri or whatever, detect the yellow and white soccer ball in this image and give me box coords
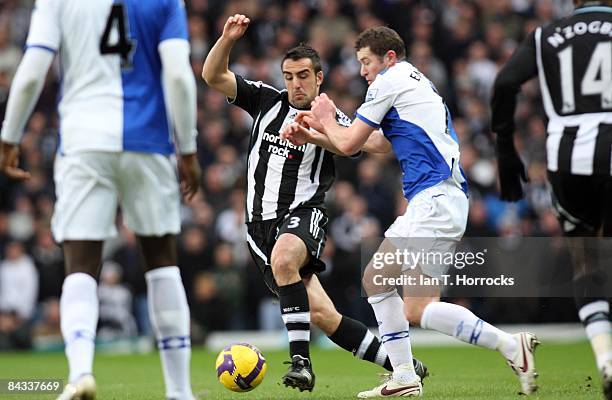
[215,343,267,392]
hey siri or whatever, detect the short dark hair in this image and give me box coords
[281,44,322,74]
[355,26,406,60]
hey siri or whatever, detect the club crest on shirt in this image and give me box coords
[365,89,378,102]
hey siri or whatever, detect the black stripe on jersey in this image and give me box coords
[248,111,263,154]
[252,99,290,221]
[558,126,578,172]
[593,124,612,175]
[310,146,322,183]
[310,151,335,205]
[278,150,305,212]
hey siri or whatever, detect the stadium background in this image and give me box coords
[0,0,579,350]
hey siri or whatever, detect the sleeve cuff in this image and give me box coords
[356,113,380,129]
[25,44,58,54]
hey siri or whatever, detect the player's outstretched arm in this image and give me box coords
[202,14,250,99]
[281,122,347,155]
[309,94,376,155]
[0,48,55,180]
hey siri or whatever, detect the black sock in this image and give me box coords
[279,281,310,360]
[329,316,392,371]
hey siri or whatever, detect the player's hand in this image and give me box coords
[178,153,201,202]
[0,141,30,181]
[294,111,327,134]
[496,135,529,202]
[281,122,312,146]
[310,93,337,126]
[222,14,250,42]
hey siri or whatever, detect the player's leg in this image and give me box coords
[52,152,120,400]
[304,273,428,380]
[57,241,102,400]
[358,243,422,398]
[119,152,193,400]
[270,231,315,390]
[139,235,193,400]
[549,172,612,398]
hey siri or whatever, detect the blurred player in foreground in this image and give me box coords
[203,14,427,393]
[283,26,539,397]
[0,0,199,399]
[491,1,612,398]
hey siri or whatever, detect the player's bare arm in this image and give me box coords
[282,122,390,154]
[302,94,376,155]
[202,14,250,99]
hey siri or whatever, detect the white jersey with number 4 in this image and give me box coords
[26,0,188,156]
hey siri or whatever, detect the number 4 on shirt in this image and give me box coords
[99,3,136,69]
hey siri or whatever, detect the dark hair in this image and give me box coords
[281,44,322,74]
[355,26,406,60]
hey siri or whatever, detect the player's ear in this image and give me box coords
[385,50,397,64]
[316,70,324,87]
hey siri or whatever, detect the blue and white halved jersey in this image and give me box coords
[26,0,188,155]
[356,61,468,200]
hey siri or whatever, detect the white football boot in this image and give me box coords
[56,374,96,400]
[506,332,540,395]
[357,373,422,398]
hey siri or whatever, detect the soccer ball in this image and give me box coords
[215,343,267,392]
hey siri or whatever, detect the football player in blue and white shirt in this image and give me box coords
[283,26,539,398]
[0,1,198,399]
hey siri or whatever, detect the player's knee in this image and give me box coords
[271,252,299,280]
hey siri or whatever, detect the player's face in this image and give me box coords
[282,58,324,109]
[357,47,388,85]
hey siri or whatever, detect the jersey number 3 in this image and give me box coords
[100,4,135,69]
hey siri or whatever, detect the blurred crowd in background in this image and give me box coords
[0,0,579,350]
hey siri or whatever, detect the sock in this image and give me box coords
[60,273,98,383]
[420,301,518,359]
[278,281,310,360]
[368,291,416,382]
[328,316,391,370]
[146,266,193,400]
[578,300,612,370]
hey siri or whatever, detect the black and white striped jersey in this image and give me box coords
[491,4,612,176]
[230,75,352,222]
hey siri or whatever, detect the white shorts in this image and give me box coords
[385,178,469,277]
[51,152,181,242]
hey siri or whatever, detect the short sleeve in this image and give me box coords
[355,79,397,129]
[160,0,188,42]
[25,0,61,52]
[229,75,280,117]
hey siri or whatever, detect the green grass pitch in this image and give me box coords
[0,342,604,399]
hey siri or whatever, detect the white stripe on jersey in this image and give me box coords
[247,106,280,221]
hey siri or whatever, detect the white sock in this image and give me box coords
[578,301,612,370]
[146,266,193,400]
[368,291,417,383]
[421,301,518,359]
[60,273,98,382]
